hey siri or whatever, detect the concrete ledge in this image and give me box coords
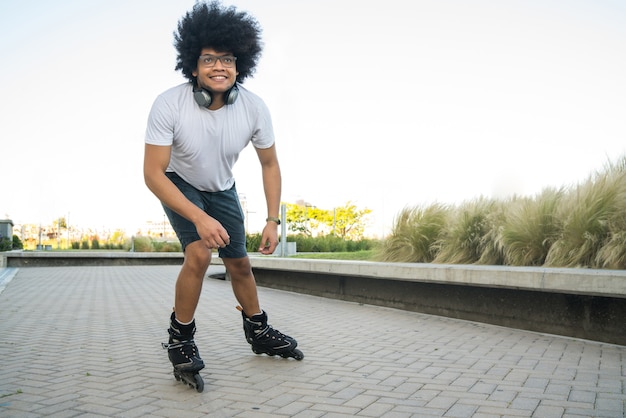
[246,257,626,299]
[4,250,624,297]
[4,251,186,267]
[2,251,229,268]
[247,257,626,345]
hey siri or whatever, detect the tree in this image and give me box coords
[284,202,323,235]
[53,217,67,229]
[12,235,23,250]
[328,202,372,240]
[285,201,371,239]
[0,236,11,251]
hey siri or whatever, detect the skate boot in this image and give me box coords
[238,306,304,360]
[161,312,205,392]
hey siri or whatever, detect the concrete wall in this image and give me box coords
[3,251,625,345]
[245,258,626,345]
[4,251,184,267]
[252,268,624,345]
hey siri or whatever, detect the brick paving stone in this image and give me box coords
[379,411,414,418]
[122,404,163,418]
[355,400,395,416]
[568,389,596,404]
[342,394,377,409]
[426,395,458,410]
[445,403,479,417]
[273,401,316,416]
[42,411,83,418]
[511,396,541,412]
[534,405,565,418]
[0,265,624,418]
[545,383,572,396]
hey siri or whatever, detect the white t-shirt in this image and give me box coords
[145,83,275,192]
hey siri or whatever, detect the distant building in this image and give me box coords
[138,218,177,239]
[0,219,13,240]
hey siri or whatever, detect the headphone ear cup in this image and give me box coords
[193,88,212,108]
[193,84,238,107]
[224,84,239,105]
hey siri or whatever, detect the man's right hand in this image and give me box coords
[195,215,231,249]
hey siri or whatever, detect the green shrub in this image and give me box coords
[285,234,372,253]
[434,198,495,264]
[378,204,449,262]
[0,235,24,251]
[290,234,319,252]
[12,235,23,250]
[315,235,347,252]
[343,238,377,253]
[596,229,626,269]
[133,236,153,252]
[593,158,626,269]
[153,241,182,252]
[475,200,508,265]
[246,233,263,252]
[164,242,182,252]
[546,163,624,268]
[501,189,563,266]
[379,154,626,269]
[0,237,11,252]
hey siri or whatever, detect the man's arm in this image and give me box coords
[143,143,230,248]
[255,144,281,254]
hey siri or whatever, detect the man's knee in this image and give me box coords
[183,241,212,273]
[224,257,253,278]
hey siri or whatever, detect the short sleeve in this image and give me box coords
[250,98,275,149]
[145,94,176,146]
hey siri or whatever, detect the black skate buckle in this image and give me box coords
[161,338,195,350]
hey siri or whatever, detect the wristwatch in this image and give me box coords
[266,216,281,225]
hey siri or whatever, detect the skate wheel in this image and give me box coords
[194,374,204,393]
[292,349,304,360]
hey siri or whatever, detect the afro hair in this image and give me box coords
[174,1,263,84]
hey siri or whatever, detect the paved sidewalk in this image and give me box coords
[0,266,624,418]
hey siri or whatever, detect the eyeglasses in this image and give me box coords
[198,54,237,68]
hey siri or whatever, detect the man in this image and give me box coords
[144,1,302,390]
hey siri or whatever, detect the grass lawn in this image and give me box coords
[290,250,375,261]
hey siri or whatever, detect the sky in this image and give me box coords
[1,0,625,237]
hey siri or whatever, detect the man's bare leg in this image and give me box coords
[224,256,303,360]
[174,241,212,323]
[162,240,210,391]
[222,256,261,316]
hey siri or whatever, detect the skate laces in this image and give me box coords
[258,324,285,339]
[249,320,292,347]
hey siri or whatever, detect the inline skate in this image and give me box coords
[238,306,303,360]
[161,312,205,392]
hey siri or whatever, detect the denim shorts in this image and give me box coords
[162,172,247,258]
